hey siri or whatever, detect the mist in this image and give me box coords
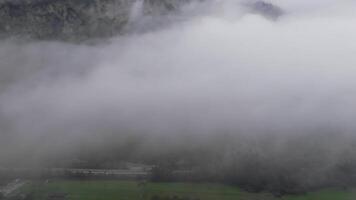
[1,1,356,192]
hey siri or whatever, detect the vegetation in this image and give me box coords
[14,180,356,200]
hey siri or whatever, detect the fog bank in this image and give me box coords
[0,0,356,169]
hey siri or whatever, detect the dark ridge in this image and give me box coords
[0,0,284,42]
[247,1,284,20]
[0,0,191,42]
[0,0,130,41]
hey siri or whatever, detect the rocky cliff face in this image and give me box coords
[0,0,128,41]
[246,1,284,20]
[0,0,191,41]
[0,0,284,42]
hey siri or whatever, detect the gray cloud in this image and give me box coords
[1,0,356,166]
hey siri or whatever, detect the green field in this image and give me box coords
[19,180,356,200]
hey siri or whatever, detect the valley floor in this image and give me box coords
[15,180,356,200]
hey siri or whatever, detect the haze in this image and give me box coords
[0,0,356,170]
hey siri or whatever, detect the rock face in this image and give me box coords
[0,0,132,41]
[143,0,191,15]
[0,0,190,41]
[0,0,284,41]
[247,1,284,20]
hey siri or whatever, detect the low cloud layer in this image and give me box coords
[1,0,356,166]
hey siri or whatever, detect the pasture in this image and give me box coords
[17,180,356,200]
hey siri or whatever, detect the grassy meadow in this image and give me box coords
[17,180,356,200]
